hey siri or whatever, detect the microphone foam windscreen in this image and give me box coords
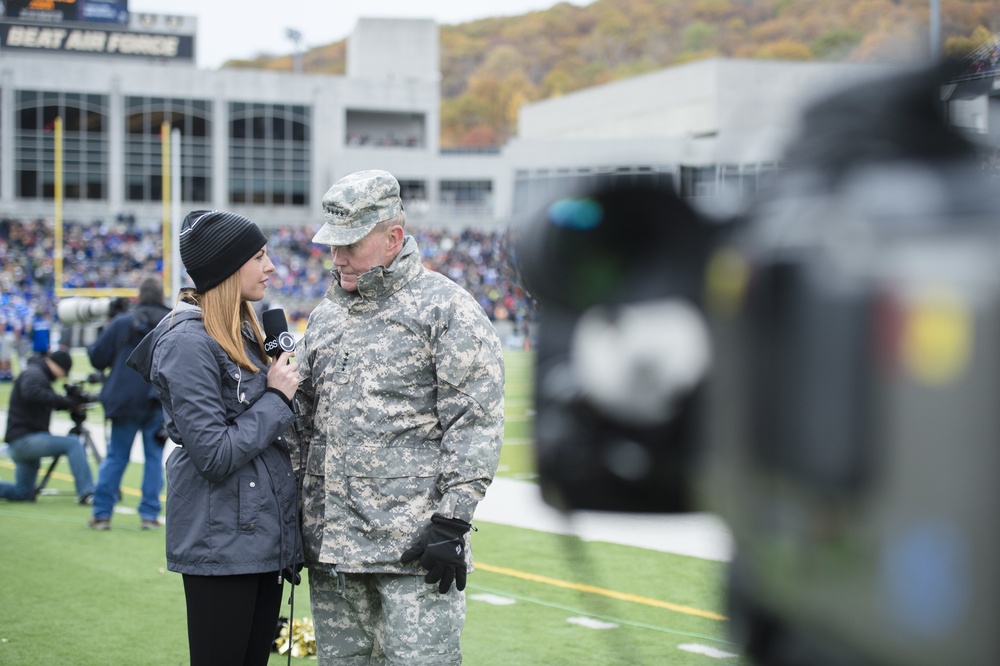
[262,308,288,337]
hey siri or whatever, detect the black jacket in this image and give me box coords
[4,354,75,443]
[88,302,170,419]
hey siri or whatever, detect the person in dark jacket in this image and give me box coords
[1,350,95,503]
[87,275,171,531]
[126,210,302,666]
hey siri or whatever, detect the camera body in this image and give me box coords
[701,165,1000,666]
[64,375,102,424]
[64,382,100,406]
[518,65,1000,665]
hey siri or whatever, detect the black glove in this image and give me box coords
[400,513,472,593]
[282,563,303,586]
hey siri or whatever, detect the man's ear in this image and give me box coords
[387,224,404,255]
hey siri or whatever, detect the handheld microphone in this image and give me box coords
[263,307,309,447]
[262,308,296,359]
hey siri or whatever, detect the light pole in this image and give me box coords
[286,28,303,74]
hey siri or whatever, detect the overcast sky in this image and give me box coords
[128,0,588,69]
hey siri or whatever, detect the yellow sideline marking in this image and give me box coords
[475,562,727,621]
[3,460,723,622]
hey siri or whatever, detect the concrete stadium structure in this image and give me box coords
[0,10,979,232]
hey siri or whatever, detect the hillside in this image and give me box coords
[222,0,1000,148]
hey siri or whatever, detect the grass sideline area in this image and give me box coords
[0,350,749,665]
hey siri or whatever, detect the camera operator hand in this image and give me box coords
[266,351,300,402]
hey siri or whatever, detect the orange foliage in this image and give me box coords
[233,0,1000,148]
[755,39,814,60]
[459,125,502,147]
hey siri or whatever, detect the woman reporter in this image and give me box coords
[127,210,302,666]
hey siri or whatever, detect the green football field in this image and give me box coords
[0,349,748,665]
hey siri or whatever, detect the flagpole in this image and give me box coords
[171,128,182,300]
[161,120,171,300]
[54,117,65,296]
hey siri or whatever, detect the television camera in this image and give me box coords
[517,64,1000,666]
[56,296,131,325]
[63,371,104,426]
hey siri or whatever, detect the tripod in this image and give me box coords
[35,409,103,498]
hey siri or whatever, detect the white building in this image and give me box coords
[503,57,902,222]
[0,12,499,231]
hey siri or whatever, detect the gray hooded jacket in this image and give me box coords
[127,301,302,576]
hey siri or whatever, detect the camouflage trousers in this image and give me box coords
[309,567,465,665]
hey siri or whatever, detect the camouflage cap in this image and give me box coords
[312,170,403,246]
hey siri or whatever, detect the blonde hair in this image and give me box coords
[179,272,268,372]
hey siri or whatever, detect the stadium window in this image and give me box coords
[439,180,492,216]
[85,110,104,133]
[127,174,144,200]
[191,114,207,137]
[86,179,104,200]
[344,109,424,149]
[123,96,213,203]
[15,89,109,203]
[228,102,311,207]
[17,170,36,198]
[18,106,37,131]
[272,116,286,141]
[64,105,82,132]
[252,115,267,141]
[231,117,247,139]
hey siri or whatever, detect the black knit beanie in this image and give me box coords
[49,349,73,374]
[179,210,268,292]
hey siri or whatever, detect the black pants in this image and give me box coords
[182,571,284,666]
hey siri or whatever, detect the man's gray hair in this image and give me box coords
[374,212,406,233]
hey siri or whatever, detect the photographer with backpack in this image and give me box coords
[87,275,170,531]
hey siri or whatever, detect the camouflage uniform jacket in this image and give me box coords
[294,235,505,574]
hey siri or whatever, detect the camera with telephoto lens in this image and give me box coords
[56,296,130,325]
[64,382,100,423]
[517,63,1000,666]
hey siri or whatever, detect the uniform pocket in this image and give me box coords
[237,475,262,532]
[343,447,440,539]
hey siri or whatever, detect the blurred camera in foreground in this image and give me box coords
[56,296,130,325]
[518,63,1000,666]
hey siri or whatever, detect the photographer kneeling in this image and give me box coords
[0,350,96,503]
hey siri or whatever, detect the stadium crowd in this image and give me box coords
[0,217,535,378]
